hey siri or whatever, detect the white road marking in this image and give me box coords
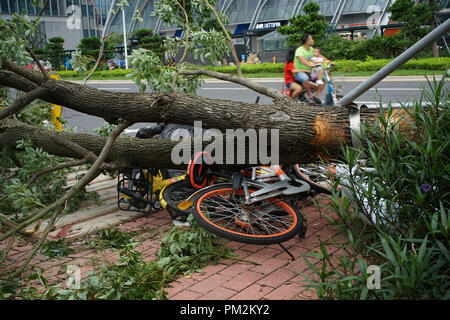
[200,87,249,90]
[368,88,420,91]
[199,87,420,91]
[97,87,131,90]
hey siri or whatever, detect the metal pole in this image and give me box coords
[338,18,450,108]
[369,0,392,39]
[127,0,142,36]
[122,7,128,69]
[102,0,117,39]
[292,0,306,17]
[331,0,343,24]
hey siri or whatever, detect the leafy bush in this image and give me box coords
[0,138,96,219]
[133,28,166,61]
[300,76,450,299]
[46,37,65,71]
[0,99,98,221]
[277,2,328,47]
[77,36,115,61]
[203,58,450,74]
[322,33,429,61]
[56,57,449,79]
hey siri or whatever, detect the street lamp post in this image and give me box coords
[121,7,129,69]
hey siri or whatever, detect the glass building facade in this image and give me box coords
[1,0,448,51]
[0,0,114,38]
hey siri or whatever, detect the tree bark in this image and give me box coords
[0,63,414,169]
[0,106,392,169]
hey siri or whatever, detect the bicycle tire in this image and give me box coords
[186,151,213,189]
[291,164,332,195]
[191,183,305,245]
[160,179,197,219]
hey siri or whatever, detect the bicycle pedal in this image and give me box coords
[153,200,162,210]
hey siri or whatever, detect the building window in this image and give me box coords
[1,1,10,14]
[9,0,18,13]
[26,0,36,14]
[226,0,260,24]
[31,21,47,49]
[259,0,297,22]
[44,0,51,15]
[18,0,27,12]
[89,4,95,18]
[66,0,73,12]
[51,0,59,15]
[81,4,87,16]
[83,29,89,37]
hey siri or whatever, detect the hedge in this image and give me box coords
[57,68,133,79]
[56,57,450,79]
[204,58,450,74]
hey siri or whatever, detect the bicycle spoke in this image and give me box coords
[198,189,296,237]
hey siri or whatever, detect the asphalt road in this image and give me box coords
[57,77,446,135]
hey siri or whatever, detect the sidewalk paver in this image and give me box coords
[1,193,345,300]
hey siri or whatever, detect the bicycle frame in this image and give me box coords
[199,164,311,205]
[117,167,186,214]
[316,63,337,107]
[240,165,310,205]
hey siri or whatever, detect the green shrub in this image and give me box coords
[322,33,413,60]
[133,28,166,61]
[300,76,450,299]
[0,99,98,221]
[204,58,450,74]
[55,57,450,79]
[77,36,115,61]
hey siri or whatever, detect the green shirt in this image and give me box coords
[294,46,314,71]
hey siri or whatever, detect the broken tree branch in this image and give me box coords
[13,207,60,277]
[1,60,45,85]
[182,68,288,100]
[51,134,117,172]
[203,0,242,77]
[0,119,131,242]
[171,0,190,91]
[27,158,89,186]
[83,0,111,85]
[0,232,15,265]
[26,47,49,81]
[0,86,49,121]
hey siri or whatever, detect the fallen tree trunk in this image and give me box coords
[0,63,412,168]
[0,107,385,169]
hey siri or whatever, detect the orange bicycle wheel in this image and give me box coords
[191,184,305,245]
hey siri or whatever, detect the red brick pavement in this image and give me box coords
[1,195,346,300]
